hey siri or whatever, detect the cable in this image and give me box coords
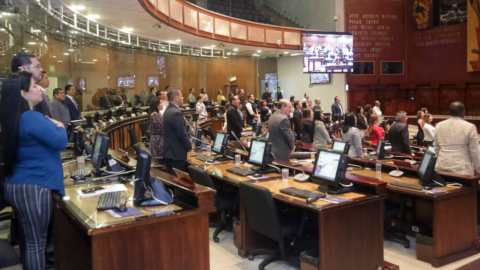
[339,181,353,187]
[267,164,281,173]
[101,169,135,175]
[347,164,363,169]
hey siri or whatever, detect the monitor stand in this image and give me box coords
[317,178,354,194]
[422,171,447,187]
[214,155,230,161]
[134,179,173,206]
[253,166,277,174]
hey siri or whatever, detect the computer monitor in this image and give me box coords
[94,111,100,123]
[91,132,110,171]
[85,115,94,128]
[311,149,352,194]
[267,103,274,109]
[417,150,446,187]
[194,128,203,148]
[115,107,125,117]
[192,113,199,122]
[66,123,74,139]
[221,100,227,106]
[204,100,212,106]
[247,139,272,171]
[332,140,349,154]
[254,99,260,104]
[132,106,138,115]
[73,129,85,157]
[375,138,388,159]
[427,146,435,155]
[133,142,151,157]
[212,132,229,154]
[106,110,113,120]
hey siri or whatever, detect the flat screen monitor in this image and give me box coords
[332,140,349,154]
[311,149,349,188]
[194,128,202,148]
[427,146,435,155]
[147,76,159,87]
[302,32,354,73]
[91,132,109,170]
[310,73,330,84]
[376,138,384,154]
[133,149,152,200]
[212,132,229,154]
[248,139,266,166]
[117,76,135,88]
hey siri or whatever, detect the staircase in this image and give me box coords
[257,4,302,28]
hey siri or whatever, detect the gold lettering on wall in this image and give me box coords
[350,13,396,59]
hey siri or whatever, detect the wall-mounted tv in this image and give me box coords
[79,78,86,90]
[302,32,353,73]
[310,73,330,84]
[118,77,135,88]
[148,76,159,87]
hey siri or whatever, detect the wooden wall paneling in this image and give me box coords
[228,57,257,96]
[416,87,439,114]
[134,52,160,95]
[465,83,480,116]
[438,85,465,115]
[181,57,206,99]
[257,58,277,98]
[108,48,135,90]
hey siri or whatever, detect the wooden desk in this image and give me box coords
[294,159,479,267]
[56,157,216,270]
[186,152,388,270]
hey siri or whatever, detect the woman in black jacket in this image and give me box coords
[356,106,368,137]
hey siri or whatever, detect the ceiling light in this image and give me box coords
[64,53,69,55]
[0,28,5,31]
[57,61,63,63]
[70,30,78,34]
[1,12,11,16]
[253,54,257,56]
[68,48,74,51]
[120,28,133,32]
[284,51,289,54]
[227,52,231,55]
[210,45,215,48]
[79,59,81,61]
[32,29,41,33]
[1,54,4,56]
[233,48,238,51]
[72,5,85,10]
[257,50,262,53]
[86,15,100,20]
[175,39,181,42]
[291,53,302,56]
[233,53,236,55]
[22,47,25,49]
[93,59,97,62]
[56,30,59,32]
[100,43,106,46]
[28,42,36,45]
[53,56,56,58]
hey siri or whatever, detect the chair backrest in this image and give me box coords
[127,128,139,145]
[239,181,282,242]
[139,123,150,138]
[187,165,216,189]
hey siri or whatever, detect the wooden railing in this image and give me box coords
[138,0,303,50]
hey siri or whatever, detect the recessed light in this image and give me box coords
[1,54,4,56]
[284,51,289,54]
[64,53,69,55]
[1,12,10,16]
[100,43,106,46]
[120,28,133,32]
[72,5,85,10]
[257,50,262,53]
[0,28,5,31]
[32,30,41,33]
[68,48,74,51]
[233,53,236,55]
[28,42,36,45]
[233,48,238,51]
[70,30,78,34]
[86,15,100,20]
[210,45,215,48]
[79,59,81,61]
[53,56,56,58]
[57,61,63,63]
[56,30,59,32]
[227,52,231,55]
[93,59,97,62]
[175,39,181,42]
[22,47,25,49]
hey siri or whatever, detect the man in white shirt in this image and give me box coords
[159,90,169,116]
[302,93,310,102]
[246,94,259,131]
[373,100,382,117]
[313,98,322,111]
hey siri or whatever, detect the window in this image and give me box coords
[381,62,404,75]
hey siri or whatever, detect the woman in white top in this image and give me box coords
[196,96,208,119]
[199,88,209,101]
[313,111,332,148]
[340,113,363,158]
[423,113,435,145]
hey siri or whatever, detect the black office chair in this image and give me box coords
[384,199,411,248]
[138,123,150,145]
[239,181,303,270]
[127,128,139,146]
[187,166,237,243]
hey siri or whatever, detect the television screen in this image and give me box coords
[310,73,330,84]
[118,77,135,88]
[303,32,354,73]
[79,78,86,90]
[148,76,159,87]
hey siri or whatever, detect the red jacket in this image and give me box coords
[371,125,385,146]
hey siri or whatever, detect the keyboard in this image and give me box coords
[280,187,326,199]
[390,181,424,190]
[195,155,215,162]
[70,167,92,178]
[61,152,74,160]
[226,167,255,176]
[97,191,126,211]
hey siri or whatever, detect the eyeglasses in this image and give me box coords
[21,64,42,69]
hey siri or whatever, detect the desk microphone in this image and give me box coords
[230,131,248,152]
[190,136,211,146]
[388,164,404,177]
[272,161,310,182]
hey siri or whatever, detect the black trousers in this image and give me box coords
[165,159,188,175]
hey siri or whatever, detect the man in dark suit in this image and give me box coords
[226,95,244,141]
[51,88,71,128]
[163,89,192,175]
[34,71,52,118]
[268,100,295,161]
[389,111,412,154]
[276,86,283,100]
[99,91,112,109]
[261,87,270,100]
[292,101,303,140]
[63,84,81,120]
[331,96,344,117]
[146,87,157,106]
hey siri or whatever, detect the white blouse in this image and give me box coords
[424,123,435,141]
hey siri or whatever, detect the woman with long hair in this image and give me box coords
[356,106,368,137]
[341,113,363,157]
[368,115,384,146]
[364,104,372,123]
[258,100,271,123]
[217,89,225,104]
[149,98,164,158]
[266,92,274,104]
[0,72,67,270]
[200,88,209,101]
[313,110,332,148]
[416,110,425,146]
[423,113,435,146]
[300,109,314,149]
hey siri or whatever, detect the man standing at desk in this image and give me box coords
[373,100,382,118]
[146,87,157,106]
[261,87,270,100]
[64,84,81,120]
[188,88,196,104]
[389,111,411,154]
[51,88,71,128]
[226,95,244,141]
[313,98,322,111]
[99,91,112,109]
[276,86,283,100]
[434,102,480,175]
[268,100,295,161]
[331,96,344,117]
[293,101,303,140]
[163,89,192,174]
